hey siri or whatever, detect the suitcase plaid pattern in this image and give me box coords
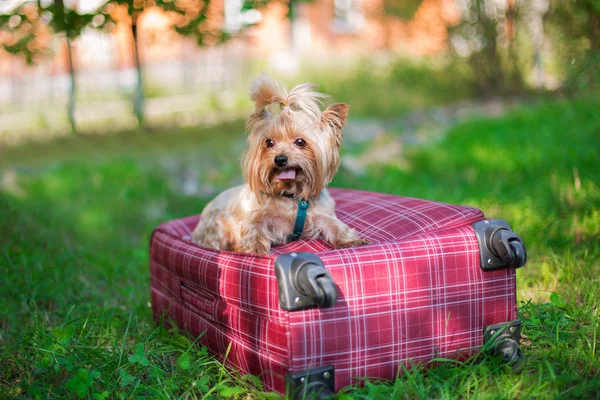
[150,188,517,393]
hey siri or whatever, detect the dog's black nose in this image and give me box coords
[274,155,288,167]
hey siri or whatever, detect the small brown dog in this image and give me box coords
[192,74,368,254]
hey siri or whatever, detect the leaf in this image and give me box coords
[149,367,165,379]
[128,343,149,366]
[218,385,245,398]
[65,355,76,371]
[51,326,75,347]
[93,391,110,400]
[177,353,191,370]
[65,380,87,398]
[66,369,88,398]
[65,367,101,397]
[119,369,136,387]
[194,375,211,392]
[550,292,567,308]
[27,384,43,400]
[76,368,89,380]
[174,335,192,348]
[258,393,282,400]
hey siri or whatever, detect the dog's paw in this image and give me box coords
[247,243,271,254]
[335,237,370,248]
[236,238,271,254]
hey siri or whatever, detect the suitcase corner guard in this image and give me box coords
[274,252,338,311]
[285,365,335,399]
[473,219,527,271]
[484,320,524,372]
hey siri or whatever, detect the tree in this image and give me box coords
[0,2,52,64]
[0,0,113,134]
[103,0,235,127]
[546,0,600,91]
[47,0,112,133]
[0,0,264,132]
[446,0,527,95]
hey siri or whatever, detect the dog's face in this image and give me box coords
[242,75,348,200]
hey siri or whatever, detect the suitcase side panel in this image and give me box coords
[151,231,286,323]
[288,225,517,391]
[149,231,294,394]
[151,287,289,393]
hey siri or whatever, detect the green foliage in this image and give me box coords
[128,343,150,366]
[444,0,600,94]
[0,1,114,64]
[300,57,474,117]
[0,5,49,64]
[546,0,600,91]
[109,0,234,47]
[0,0,266,65]
[241,0,313,20]
[383,0,424,20]
[547,0,600,49]
[41,2,112,39]
[447,0,526,94]
[65,368,101,398]
[177,353,192,370]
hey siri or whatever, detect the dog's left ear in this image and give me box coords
[321,103,349,147]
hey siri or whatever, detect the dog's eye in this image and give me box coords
[266,139,275,148]
[294,138,307,148]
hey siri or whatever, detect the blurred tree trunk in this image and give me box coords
[505,0,524,90]
[131,16,144,128]
[289,0,297,52]
[529,0,549,89]
[506,0,515,39]
[65,36,77,134]
[54,0,77,133]
[471,0,503,95]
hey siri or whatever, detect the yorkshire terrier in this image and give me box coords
[192,74,368,254]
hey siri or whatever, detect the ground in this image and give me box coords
[0,94,599,399]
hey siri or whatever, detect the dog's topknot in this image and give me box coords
[248,73,327,124]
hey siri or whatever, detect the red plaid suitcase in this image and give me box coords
[149,188,526,397]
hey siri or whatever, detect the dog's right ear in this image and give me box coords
[321,102,349,147]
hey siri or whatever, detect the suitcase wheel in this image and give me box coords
[275,252,339,311]
[484,320,525,373]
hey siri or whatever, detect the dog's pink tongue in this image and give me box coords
[277,169,296,180]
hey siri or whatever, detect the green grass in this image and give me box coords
[1,96,599,399]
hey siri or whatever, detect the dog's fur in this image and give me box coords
[192,74,368,254]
